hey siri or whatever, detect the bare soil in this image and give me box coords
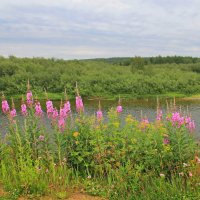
[0,185,105,200]
[18,193,105,200]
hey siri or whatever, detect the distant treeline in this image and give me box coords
[87,56,200,66]
[0,55,200,97]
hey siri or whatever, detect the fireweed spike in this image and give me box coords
[1,92,10,114]
[116,95,122,113]
[35,98,43,117]
[45,91,54,118]
[75,82,84,113]
[21,95,27,116]
[97,100,103,121]
[26,80,33,106]
[64,88,71,116]
[10,98,17,119]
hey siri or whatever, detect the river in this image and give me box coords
[0,98,200,139]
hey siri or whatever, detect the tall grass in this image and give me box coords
[0,90,199,199]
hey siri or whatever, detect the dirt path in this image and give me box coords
[0,184,7,197]
[1,187,105,200]
[18,193,105,200]
[68,193,105,200]
[1,183,106,200]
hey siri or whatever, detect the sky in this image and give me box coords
[0,0,200,59]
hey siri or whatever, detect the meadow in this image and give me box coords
[0,84,200,199]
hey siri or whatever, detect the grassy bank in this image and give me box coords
[6,92,200,101]
[0,95,199,199]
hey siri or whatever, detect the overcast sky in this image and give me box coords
[0,0,200,59]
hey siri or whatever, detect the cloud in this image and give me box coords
[0,0,200,58]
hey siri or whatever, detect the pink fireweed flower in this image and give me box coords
[46,100,54,118]
[186,120,195,132]
[10,108,17,118]
[185,115,195,132]
[189,172,193,177]
[171,112,181,125]
[97,110,103,121]
[64,101,71,117]
[35,101,43,117]
[60,107,67,119]
[64,100,71,115]
[52,108,59,120]
[2,99,10,113]
[21,103,27,116]
[58,117,65,131]
[76,96,84,113]
[142,118,149,124]
[26,91,33,106]
[156,110,162,121]
[185,116,192,124]
[177,116,185,128]
[140,118,150,129]
[116,105,123,113]
[39,135,45,141]
[163,138,170,145]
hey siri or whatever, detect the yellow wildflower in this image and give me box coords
[73,132,79,137]
[125,115,135,123]
[75,141,79,145]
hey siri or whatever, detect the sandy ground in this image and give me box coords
[18,193,105,200]
[0,185,105,200]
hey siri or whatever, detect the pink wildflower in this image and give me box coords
[171,112,181,126]
[58,117,65,131]
[52,108,59,120]
[116,105,123,113]
[187,120,195,132]
[21,103,27,116]
[185,116,191,124]
[163,138,170,145]
[60,107,67,119]
[97,110,103,120]
[10,108,17,118]
[64,100,71,114]
[2,99,10,113]
[189,172,193,177]
[35,101,43,117]
[178,116,185,128]
[76,96,84,113]
[46,100,54,118]
[142,118,149,124]
[26,91,33,106]
[39,135,45,141]
[140,118,149,129]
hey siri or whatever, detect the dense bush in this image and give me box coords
[1,56,200,97]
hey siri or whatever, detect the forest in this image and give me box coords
[0,55,200,98]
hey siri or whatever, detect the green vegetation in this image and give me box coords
[1,55,200,99]
[0,101,200,199]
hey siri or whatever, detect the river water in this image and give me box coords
[0,98,200,139]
